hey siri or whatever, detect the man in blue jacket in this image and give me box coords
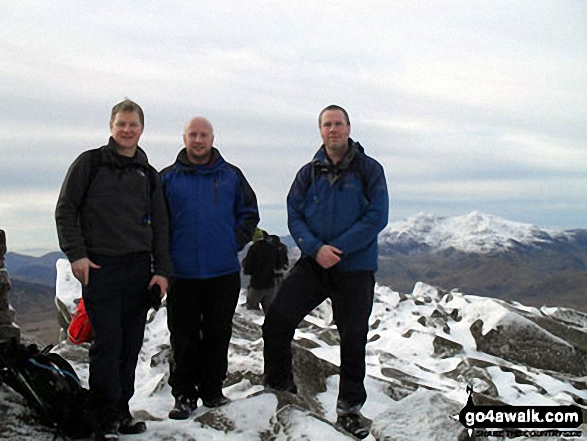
[161,117,259,419]
[262,105,389,439]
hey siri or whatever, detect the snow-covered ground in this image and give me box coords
[1,259,585,440]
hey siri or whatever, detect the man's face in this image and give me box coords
[320,109,350,153]
[109,111,144,150]
[184,118,214,164]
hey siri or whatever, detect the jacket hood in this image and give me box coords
[101,137,150,168]
[174,147,224,173]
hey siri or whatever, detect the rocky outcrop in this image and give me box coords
[470,316,587,376]
[1,263,586,439]
[0,230,20,342]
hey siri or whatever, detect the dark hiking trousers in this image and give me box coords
[82,252,151,426]
[263,257,375,409]
[167,272,240,401]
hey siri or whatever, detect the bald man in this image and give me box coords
[160,117,259,419]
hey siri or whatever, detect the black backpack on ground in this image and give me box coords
[0,339,93,439]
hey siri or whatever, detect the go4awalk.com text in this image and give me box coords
[457,386,583,438]
[461,406,582,429]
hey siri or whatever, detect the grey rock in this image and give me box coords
[471,317,587,376]
[371,389,463,441]
[432,335,463,358]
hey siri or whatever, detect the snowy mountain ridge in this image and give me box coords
[379,211,570,254]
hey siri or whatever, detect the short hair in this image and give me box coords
[111,99,144,127]
[318,105,350,127]
[184,117,214,136]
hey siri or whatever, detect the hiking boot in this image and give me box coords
[336,412,370,439]
[168,395,198,420]
[118,417,147,434]
[94,421,119,441]
[202,393,230,408]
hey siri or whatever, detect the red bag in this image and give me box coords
[67,298,93,344]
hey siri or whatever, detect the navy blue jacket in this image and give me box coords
[287,139,388,272]
[161,148,259,279]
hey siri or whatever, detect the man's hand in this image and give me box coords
[315,245,342,269]
[149,275,169,298]
[70,258,101,286]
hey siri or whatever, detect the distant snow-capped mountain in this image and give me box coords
[379,211,571,254]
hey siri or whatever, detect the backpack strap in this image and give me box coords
[311,154,369,202]
[79,148,102,208]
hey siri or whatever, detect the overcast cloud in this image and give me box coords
[1,0,586,253]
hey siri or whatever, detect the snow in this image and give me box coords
[379,211,567,253]
[55,258,84,314]
[2,259,585,440]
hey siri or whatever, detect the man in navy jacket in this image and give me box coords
[262,105,388,439]
[161,117,259,419]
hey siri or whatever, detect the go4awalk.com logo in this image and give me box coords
[458,386,583,438]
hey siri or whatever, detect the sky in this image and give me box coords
[0,0,586,253]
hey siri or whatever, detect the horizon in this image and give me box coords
[5,210,585,257]
[1,1,585,251]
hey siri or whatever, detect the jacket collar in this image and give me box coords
[175,147,223,172]
[102,137,150,168]
[312,138,363,171]
[311,139,365,187]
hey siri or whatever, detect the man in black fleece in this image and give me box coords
[55,99,172,441]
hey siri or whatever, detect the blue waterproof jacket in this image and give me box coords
[287,139,388,272]
[161,148,259,279]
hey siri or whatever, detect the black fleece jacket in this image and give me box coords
[55,137,172,277]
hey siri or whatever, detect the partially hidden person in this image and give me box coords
[242,228,289,313]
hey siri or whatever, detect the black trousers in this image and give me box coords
[263,257,375,410]
[82,252,151,425]
[167,272,241,400]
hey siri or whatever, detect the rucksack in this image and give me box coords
[0,339,93,439]
[269,236,289,272]
[67,298,93,345]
